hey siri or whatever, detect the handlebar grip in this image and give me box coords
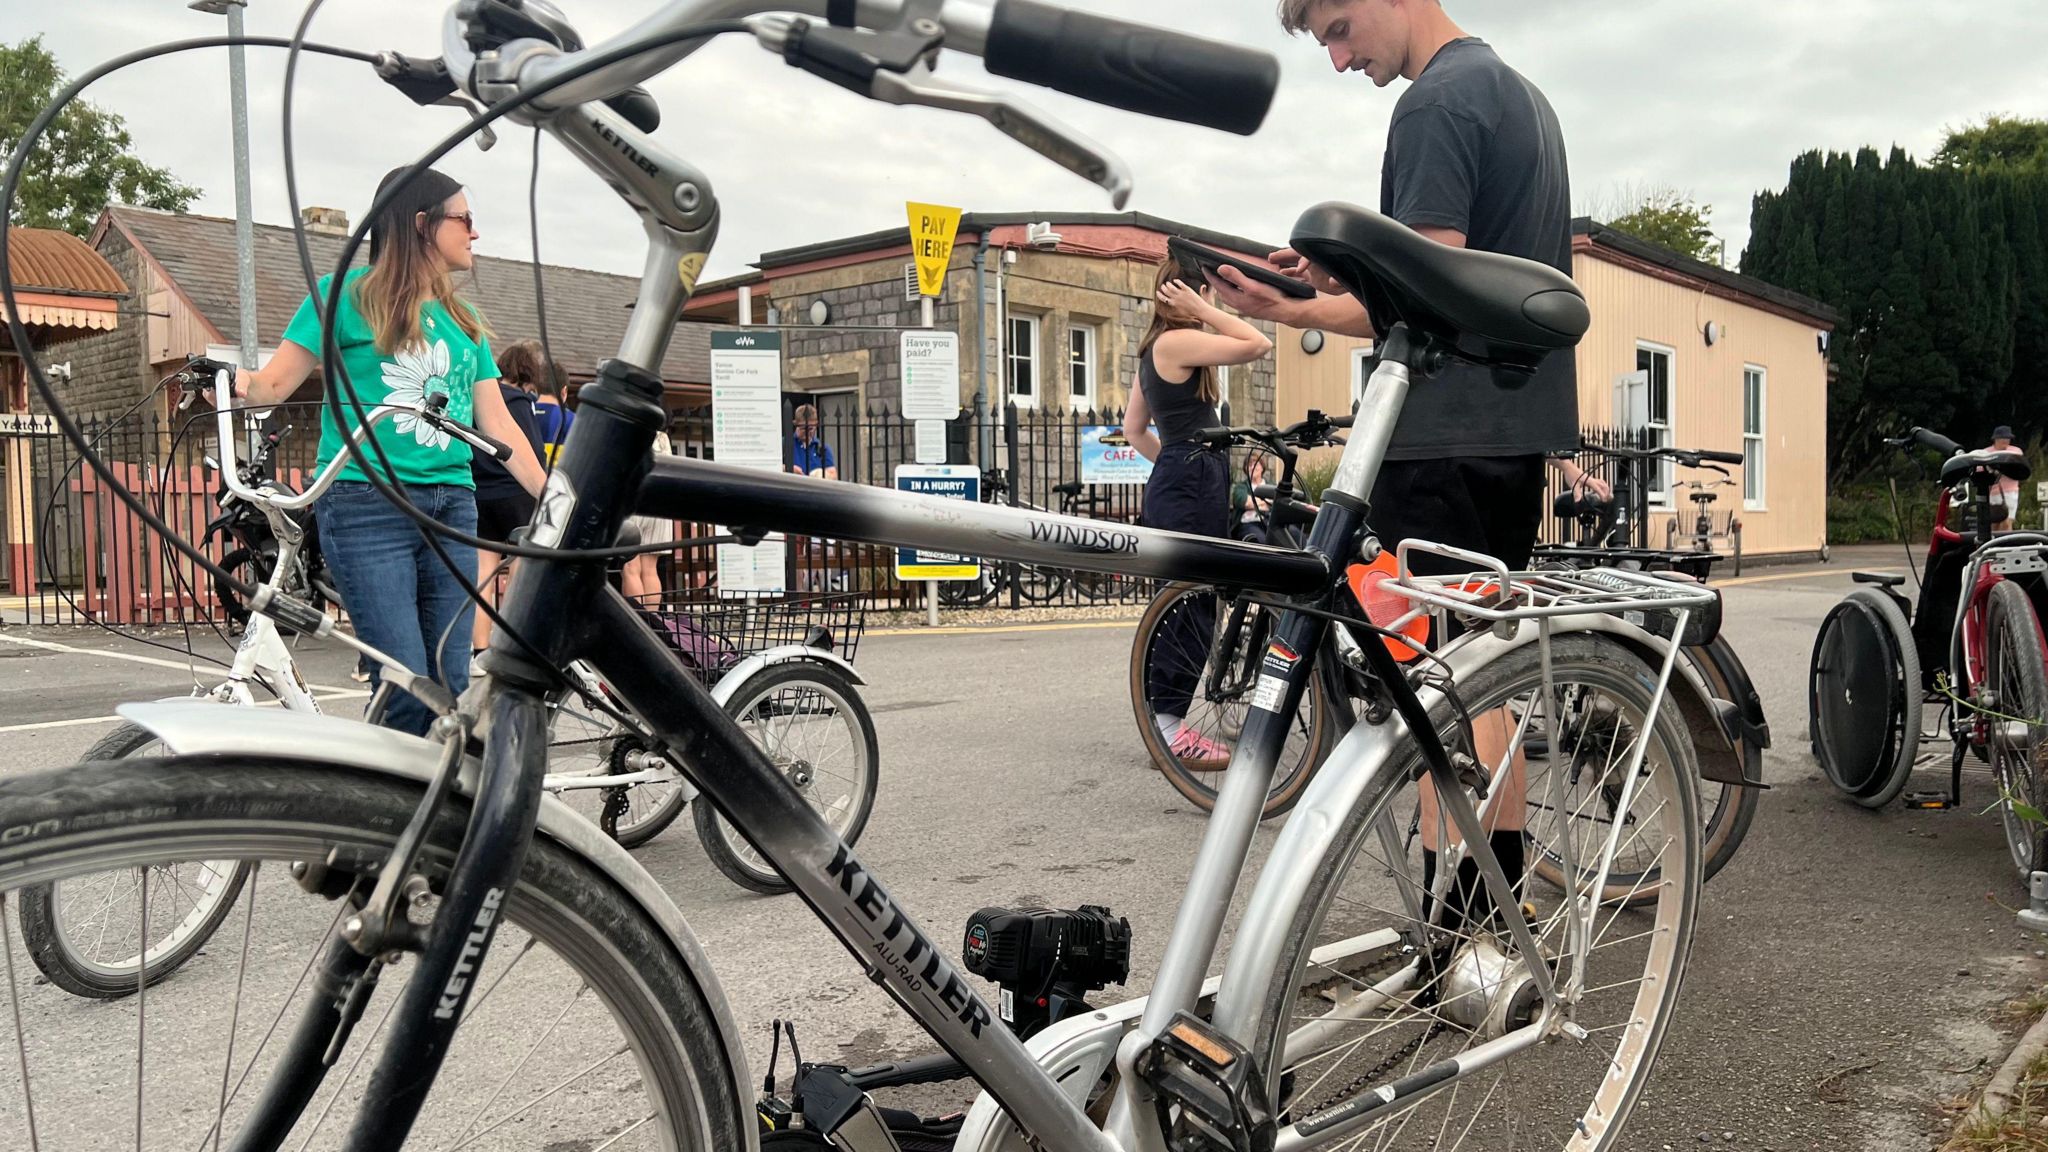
[1699,449,1745,465]
[1197,427,1234,448]
[983,0,1279,137]
[1912,427,1962,455]
[604,85,661,133]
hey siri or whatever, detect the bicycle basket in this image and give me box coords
[642,589,867,687]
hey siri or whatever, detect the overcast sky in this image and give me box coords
[9,0,2047,290]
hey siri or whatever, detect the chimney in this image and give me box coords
[300,206,349,237]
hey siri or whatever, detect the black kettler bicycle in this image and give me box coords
[0,2,1742,1149]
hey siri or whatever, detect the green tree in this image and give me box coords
[1745,139,2048,483]
[0,37,198,236]
[1935,115,2048,171]
[1603,187,1721,264]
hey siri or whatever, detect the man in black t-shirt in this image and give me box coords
[1211,0,1578,920]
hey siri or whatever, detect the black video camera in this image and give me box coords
[961,904,1131,1039]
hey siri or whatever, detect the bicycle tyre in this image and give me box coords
[695,661,880,894]
[0,756,747,1149]
[1128,582,1330,819]
[1248,634,1699,1151]
[1809,588,1920,807]
[17,722,251,999]
[1985,579,2048,883]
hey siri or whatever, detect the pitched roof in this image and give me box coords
[1571,217,1839,328]
[100,205,708,384]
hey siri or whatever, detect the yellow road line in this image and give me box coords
[867,618,1138,638]
[1717,566,1902,588]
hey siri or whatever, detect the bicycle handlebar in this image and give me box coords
[176,358,514,514]
[1570,442,1745,470]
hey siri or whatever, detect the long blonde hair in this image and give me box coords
[357,190,489,355]
[1138,259,1219,406]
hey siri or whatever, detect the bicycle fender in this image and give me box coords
[1497,614,1748,787]
[1692,635,1773,755]
[114,699,757,1147]
[707,645,865,709]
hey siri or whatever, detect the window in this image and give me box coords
[1621,343,1675,503]
[1743,365,1766,509]
[1007,314,1039,408]
[1068,325,1095,408]
[1349,344,1378,411]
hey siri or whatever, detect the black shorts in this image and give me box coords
[1367,455,1546,576]
[475,490,537,546]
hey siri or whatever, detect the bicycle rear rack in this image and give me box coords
[1382,540,1721,631]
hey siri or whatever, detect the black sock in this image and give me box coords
[1421,830,1527,929]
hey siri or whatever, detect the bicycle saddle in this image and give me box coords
[1688,492,1717,505]
[1290,202,1589,375]
[1939,449,2030,485]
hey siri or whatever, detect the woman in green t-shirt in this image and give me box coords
[237,166,547,736]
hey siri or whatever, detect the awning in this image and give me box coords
[0,291,121,332]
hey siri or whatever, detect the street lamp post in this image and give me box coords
[191,0,259,456]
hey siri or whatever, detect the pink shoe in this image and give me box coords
[1169,725,1233,769]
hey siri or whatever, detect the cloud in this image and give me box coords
[15,0,2048,297]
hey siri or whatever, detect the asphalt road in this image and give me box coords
[0,556,2040,1150]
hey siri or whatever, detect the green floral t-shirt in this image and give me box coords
[281,268,500,488]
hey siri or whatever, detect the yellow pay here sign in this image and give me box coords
[907,202,962,297]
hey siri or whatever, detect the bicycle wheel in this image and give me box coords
[16,722,251,999]
[1985,579,2048,883]
[939,568,997,607]
[1249,634,1699,1151]
[1129,583,1329,819]
[0,756,746,1149]
[695,661,880,894]
[1809,588,1920,806]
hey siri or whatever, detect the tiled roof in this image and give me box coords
[103,205,709,384]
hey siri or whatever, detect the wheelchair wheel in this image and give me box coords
[1809,588,1920,807]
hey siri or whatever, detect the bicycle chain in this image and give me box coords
[1290,943,1450,1122]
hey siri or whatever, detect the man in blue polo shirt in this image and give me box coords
[790,404,838,479]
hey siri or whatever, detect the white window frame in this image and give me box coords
[1349,344,1377,411]
[1007,313,1040,409]
[1067,324,1096,409]
[1742,364,1767,510]
[1217,364,1232,415]
[1635,341,1676,506]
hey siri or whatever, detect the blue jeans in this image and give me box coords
[316,482,478,737]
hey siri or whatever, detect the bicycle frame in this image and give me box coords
[210,6,1695,1151]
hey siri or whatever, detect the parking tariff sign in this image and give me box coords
[894,464,980,581]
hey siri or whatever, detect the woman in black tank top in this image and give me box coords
[1123,259,1274,762]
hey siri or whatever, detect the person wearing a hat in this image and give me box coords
[1986,424,2022,531]
[234,166,548,736]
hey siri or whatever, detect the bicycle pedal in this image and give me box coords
[1902,792,1956,810]
[1136,1011,1275,1152]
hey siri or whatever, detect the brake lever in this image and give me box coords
[869,62,1135,208]
[437,94,498,151]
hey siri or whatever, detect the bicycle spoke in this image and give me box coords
[214,863,259,1152]
[2,893,43,1152]
[193,894,355,1151]
[459,983,588,1139]
[588,1114,655,1151]
[441,1044,630,1151]
[136,869,148,1151]
[295,974,404,1150]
